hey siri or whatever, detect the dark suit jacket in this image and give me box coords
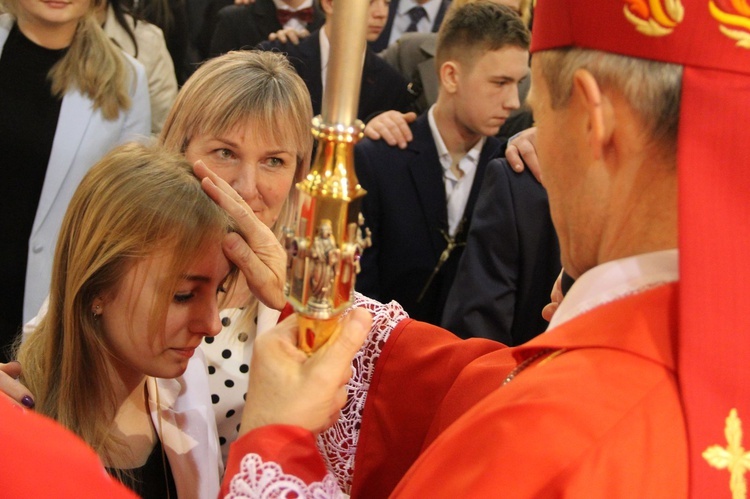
[209,0,325,57]
[441,158,561,345]
[370,0,450,53]
[355,114,504,325]
[259,30,413,120]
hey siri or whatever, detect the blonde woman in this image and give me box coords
[15,50,312,458]
[7,49,403,493]
[17,143,237,498]
[159,50,314,460]
[0,0,150,361]
[98,0,178,133]
[157,53,406,491]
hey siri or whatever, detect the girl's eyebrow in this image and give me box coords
[180,274,211,283]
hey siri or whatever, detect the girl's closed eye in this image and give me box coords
[174,292,195,303]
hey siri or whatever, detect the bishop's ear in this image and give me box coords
[571,68,614,161]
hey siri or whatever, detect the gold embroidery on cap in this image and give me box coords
[703,408,750,499]
[710,0,750,48]
[624,0,685,35]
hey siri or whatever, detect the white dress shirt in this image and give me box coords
[428,105,485,236]
[388,0,443,46]
[548,249,679,331]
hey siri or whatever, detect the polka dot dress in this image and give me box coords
[198,307,257,462]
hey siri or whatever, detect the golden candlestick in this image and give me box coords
[283,0,371,354]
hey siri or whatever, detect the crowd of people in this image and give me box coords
[1,0,748,497]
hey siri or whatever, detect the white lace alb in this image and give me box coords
[226,454,345,498]
[317,294,408,493]
[226,294,408,498]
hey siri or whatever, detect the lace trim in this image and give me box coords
[226,454,346,498]
[316,293,409,494]
[225,295,407,498]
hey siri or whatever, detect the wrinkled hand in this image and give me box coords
[505,127,541,183]
[0,362,35,409]
[542,270,565,322]
[240,309,372,436]
[268,27,310,44]
[364,111,417,149]
[194,161,287,311]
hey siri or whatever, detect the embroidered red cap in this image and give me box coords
[531,1,750,497]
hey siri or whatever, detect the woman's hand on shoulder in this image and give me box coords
[364,111,417,149]
[505,126,541,183]
[268,28,310,45]
[0,362,35,409]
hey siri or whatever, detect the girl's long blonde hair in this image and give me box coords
[2,0,134,119]
[16,143,237,463]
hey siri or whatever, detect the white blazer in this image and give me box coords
[103,5,177,133]
[150,350,223,499]
[0,14,152,324]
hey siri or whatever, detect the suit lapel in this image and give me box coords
[33,89,94,235]
[416,63,437,110]
[0,14,12,46]
[433,0,450,31]
[310,3,325,30]
[407,116,448,257]
[359,49,382,114]
[299,32,323,115]
[419,35,437,58]
[255,0,283,33]
[461,137,503,232]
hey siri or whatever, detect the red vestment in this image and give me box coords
[223,284,687,497]
[0,394,136,498]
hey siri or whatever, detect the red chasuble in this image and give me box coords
[223,284,687,497]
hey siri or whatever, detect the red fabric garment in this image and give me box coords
[381,283,687,497]
[531,1,750,494]
[0,394,136,498]
[677,67,750,497]
[224,284,687,497]
[350,318,512,497]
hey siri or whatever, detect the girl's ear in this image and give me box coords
[92,297,104,317]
